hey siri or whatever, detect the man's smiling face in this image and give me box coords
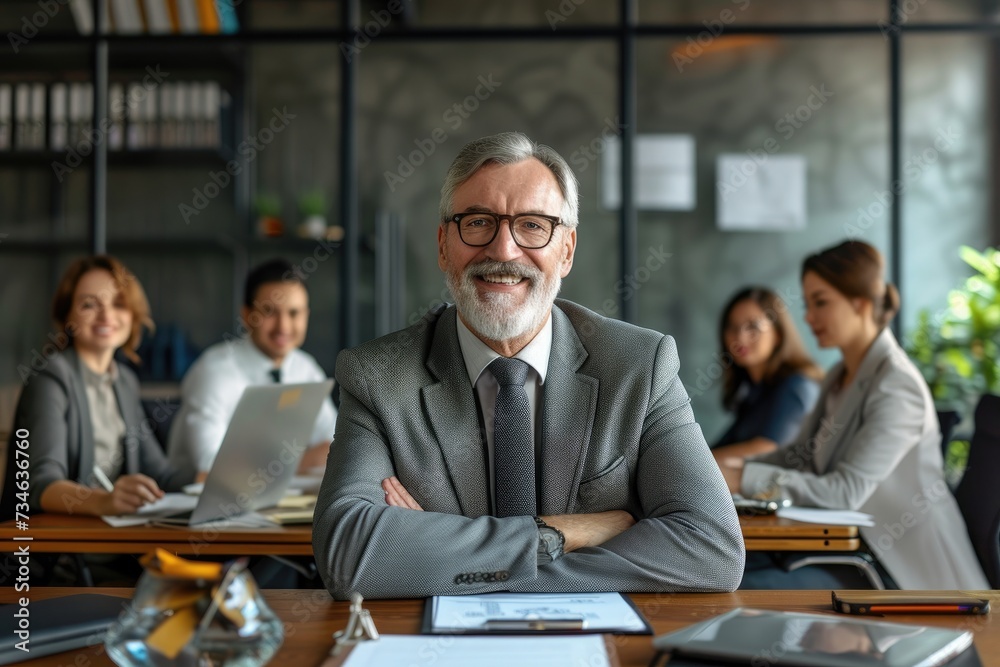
[438,158,576,347]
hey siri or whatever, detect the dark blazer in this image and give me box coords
[313,300,745,599]
[1,349,187,520]
[714,372,820,448]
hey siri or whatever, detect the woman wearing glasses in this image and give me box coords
[711,287,822,463]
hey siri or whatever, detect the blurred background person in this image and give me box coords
[2,255,189,520]
[719,241,988,590]
[712,287,822,465]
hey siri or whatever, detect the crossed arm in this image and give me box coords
[312,337,745,600]
[382,475,636,552]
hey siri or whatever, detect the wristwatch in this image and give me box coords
[533,516,565,564]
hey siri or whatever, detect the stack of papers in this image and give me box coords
[342,635,612,667]
[776,507,876,527]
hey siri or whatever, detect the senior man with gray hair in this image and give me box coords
[313,131,744,599]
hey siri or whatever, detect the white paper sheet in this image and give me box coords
[716,154,807,231]
[343,635,610,667]
[430,592,647,633]
[602,134,696,210]
[777,507,876,527]
[101,493,199,527]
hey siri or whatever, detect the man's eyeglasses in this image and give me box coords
[448,212,562,249]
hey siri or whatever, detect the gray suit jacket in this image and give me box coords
[1,349,187,519]
[314,300,745,599]
[742,328,989,589]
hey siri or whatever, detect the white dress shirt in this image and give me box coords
[167,337,337,473]
[455,314,552,506]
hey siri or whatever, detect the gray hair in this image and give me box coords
[439,131,580,228]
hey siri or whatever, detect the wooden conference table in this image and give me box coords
[4,588,998,667]
[0,514,859,556]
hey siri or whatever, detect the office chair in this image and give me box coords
[954,393,1000,588]
[936,409,962,459]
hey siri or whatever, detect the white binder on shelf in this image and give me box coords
[29,83,47,149]
[49,83,68,151]
[0,84,12,151]
[142,0,173,33]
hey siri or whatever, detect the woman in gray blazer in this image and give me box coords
[718,240,989,590]
[1,256,188,521]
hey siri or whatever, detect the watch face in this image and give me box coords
[541,530,559,550]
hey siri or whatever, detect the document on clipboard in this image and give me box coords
[423,592,651,634]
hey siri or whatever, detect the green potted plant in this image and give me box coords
[297,189,328,239]
[254,193,284,238]
[906,245,1000,471]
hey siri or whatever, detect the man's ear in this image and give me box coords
[437,224,448,272]
[240,305,251,330]
[559,227,577,278]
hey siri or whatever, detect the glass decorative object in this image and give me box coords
[105,549,284,667]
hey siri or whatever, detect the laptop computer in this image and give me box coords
[157,379,334,526]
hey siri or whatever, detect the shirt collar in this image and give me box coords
[456,313,552,387]
[233,337,285,374]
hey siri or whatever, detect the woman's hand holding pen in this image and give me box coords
[99,473,165,515]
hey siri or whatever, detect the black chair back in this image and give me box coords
[954,394,1000,587]
[936,409,961,458]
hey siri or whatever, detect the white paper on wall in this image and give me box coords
[602,134,696,211]
[716,153,807,231]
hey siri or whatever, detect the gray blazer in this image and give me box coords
[314,300,745,599]
[742,328,989,589]
[1,349,187,519]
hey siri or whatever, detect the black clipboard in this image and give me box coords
[420,592,653,635]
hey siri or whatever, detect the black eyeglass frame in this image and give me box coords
[447,212,563,249]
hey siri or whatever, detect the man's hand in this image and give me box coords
[100,474,164,515]
[383,476,423,510]
[541,511,635,553]
[381,477,637,552]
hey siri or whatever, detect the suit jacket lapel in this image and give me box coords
[814,328,896,472]
[112,369,140,476]
[423,307,490,518]
[66,349,96,485]
[539,306,597,515]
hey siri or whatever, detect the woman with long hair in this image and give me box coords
[720,240,988,589]
[712,287,822,461]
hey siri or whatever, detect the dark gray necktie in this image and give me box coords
[269,368,281,383]
[489,357,536,517]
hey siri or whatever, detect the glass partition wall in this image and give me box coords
[0,0,995,440]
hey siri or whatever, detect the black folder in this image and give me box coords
[0,594,129,665]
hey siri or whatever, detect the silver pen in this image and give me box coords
[93,465,115,492]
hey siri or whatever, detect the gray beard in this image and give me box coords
[446,260,561,344]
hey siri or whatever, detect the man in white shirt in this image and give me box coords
[167,259,337,478]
